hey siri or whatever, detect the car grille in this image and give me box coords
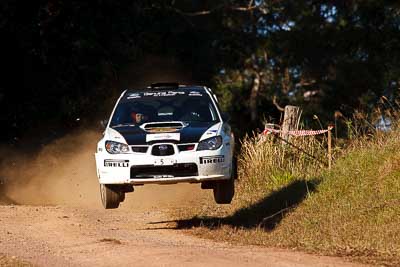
[151,144,175,156]
[130,163,198,179]
[131,146,148,153]
[177,144,195,152]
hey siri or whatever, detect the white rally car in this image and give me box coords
[95,83,235,209]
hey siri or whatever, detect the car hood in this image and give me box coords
[110,121,219,145]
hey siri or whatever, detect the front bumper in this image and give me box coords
[95,149,231,185]
[127,175,226,185]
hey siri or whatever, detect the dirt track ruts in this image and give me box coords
[0,201,367,267]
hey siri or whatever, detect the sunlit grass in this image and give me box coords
[173,113,400,266]
[238,133,327,192]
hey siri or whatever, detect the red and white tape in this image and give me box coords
[262,126,333,137]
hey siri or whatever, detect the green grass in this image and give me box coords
[171,128,400,266]
[268,132,400,265]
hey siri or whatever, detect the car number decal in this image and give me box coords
[154,158,177,166]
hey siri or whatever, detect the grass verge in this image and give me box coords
[168,129,400,266]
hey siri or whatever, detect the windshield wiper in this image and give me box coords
[112,123,136,128]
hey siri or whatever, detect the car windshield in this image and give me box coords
[110,90,220,127]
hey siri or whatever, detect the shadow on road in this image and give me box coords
[149,179,320,231]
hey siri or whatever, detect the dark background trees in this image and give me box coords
[1,0,399,141]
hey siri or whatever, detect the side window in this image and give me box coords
[110,104,129,126]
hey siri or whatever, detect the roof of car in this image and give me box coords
[125,84,207,94]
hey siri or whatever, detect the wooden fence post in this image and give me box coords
[281,105,301,142]
[328,127,332,170]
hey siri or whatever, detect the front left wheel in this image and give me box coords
[213,177,235,204]
[100,184,121,209]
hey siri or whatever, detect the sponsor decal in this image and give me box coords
[158,112,173,116]
[199,155,225,164]
[143,91,185,97]
[146,133,180,142]
[205,129,218,135]
[104,159,129,167]
[127,93,141,99]
[153,175,174,178]
[188,91,203,97]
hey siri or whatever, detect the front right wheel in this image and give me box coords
[213,178,235,204]
[100,184,121,209]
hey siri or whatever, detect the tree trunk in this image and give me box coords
[281,67,290,94]
[249,72,260,122]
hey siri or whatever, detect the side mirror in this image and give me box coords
[100,119,108,129]
[221,112,230,122]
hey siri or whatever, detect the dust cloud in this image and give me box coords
[0,129,203,208]
[0,55,205,208]
[0,130,102,206]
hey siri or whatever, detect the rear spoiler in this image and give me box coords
[150,82,179,89]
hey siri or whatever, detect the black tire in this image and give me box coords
[213,177,235,204]
[100,184,121,209]
[119,192,126,203]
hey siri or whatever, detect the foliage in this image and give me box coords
[212,1,400,133]
[1,1,400,140]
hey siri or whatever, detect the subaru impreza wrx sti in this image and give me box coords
[95,83,235,209]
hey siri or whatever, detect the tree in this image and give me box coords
[1,0,400,140]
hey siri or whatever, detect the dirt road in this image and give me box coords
[0,200,366,267]
[0,130,367,266]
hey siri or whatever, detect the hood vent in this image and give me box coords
[141,122,186,133]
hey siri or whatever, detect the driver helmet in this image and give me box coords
[130,112,148,124]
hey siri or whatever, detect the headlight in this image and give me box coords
[105,141,130,154]
[197,136,223,151]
